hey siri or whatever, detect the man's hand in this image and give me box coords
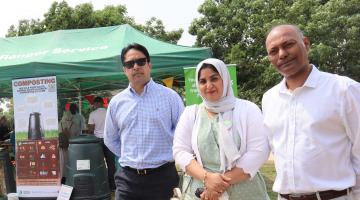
[87,124,95,134]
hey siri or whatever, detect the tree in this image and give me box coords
[0,98,14,131]
[190,0,360,104]
[307,0,360,81]
[6,1,182,44]
[93,4,135,27]
[72,3,96,28]
[43,1,75,31]
[141,17,183,44]
[6,19,44,37]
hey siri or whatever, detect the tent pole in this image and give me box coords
[78,90,82,115]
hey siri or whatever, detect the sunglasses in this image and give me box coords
[123,58,147,69]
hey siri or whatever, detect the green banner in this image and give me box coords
[184,65,238,106]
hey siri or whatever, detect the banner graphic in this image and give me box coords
[12,76,60,198]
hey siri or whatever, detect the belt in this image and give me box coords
[280,189,349,200]
[123,162,174,175]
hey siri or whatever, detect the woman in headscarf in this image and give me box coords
[173,58,270,200]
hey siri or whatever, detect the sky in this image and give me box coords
[0,0,204,46]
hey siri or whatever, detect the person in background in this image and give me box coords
[0,116,10,141]
[173,58,270,200]
[262,24,360,200]
[58,103,85,180]
[68,103,86,137]
[104,43,184,200]
[58,110,72,181]
[88,96,116,191]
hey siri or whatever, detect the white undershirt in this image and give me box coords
[88,107,106,138]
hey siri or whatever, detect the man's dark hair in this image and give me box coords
[93,96,103,104]
[120,43,150,64]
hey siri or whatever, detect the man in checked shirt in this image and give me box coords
[104,43,184,200]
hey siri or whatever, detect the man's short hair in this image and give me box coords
[266,24,305,40]
[93,96,103,104]
[120,43,151,64]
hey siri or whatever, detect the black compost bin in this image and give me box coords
[65,134,111,200]
[0,148,16,196]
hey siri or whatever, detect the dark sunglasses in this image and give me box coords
[123,58,147,69]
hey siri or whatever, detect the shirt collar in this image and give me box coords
[279,64,320,93]
[303,65,320,88]
[128,78,154,96]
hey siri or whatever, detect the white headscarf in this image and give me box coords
[195,58,236,113]
[195,58,240,173]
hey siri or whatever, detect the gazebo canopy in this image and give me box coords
[0,24,212,98]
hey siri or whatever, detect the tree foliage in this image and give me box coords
[307,0,360,81]
[6,1,182,44]
[0,98,14,130]
[141,17,183,44]
[190,0,360,104]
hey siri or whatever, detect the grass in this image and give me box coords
[260,160,277,200]
[14,130,59,140]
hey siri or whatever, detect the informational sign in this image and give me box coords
[12,76,60,198]
[184,65,238,106]
[76,160,90,171]
[56,184,73,200]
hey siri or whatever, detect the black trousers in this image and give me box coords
[100,140,116,190]
[115,162,179,200]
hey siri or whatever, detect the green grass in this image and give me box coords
[44,130,59,138]
[260,161,277,200]
[14,130,59,140]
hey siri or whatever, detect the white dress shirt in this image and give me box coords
[262,66,360,197]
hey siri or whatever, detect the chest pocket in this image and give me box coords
[145,96,172,125]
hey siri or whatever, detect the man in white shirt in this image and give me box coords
[262,24,360,200]
[88,96,116,191]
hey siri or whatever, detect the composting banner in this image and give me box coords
[184,65,238,106]
[12,76,60,198]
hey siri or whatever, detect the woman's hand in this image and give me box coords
[223,167,250,185]
[200,189,222,200]
[204,172,231,194]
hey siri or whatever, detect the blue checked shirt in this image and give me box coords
[104,79,184,169]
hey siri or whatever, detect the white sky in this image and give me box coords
[0,0,204,46]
